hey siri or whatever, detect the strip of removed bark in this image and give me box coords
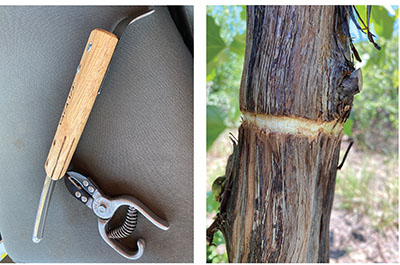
[242,112,343,137]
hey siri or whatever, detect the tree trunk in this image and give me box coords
[210,6,362,263]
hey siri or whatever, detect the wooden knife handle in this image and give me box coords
[45,29,118,180]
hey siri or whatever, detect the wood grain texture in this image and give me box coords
[219,122,341,262]
[239,6,358,123]
[45,29,118,181]
[212,6,362,263]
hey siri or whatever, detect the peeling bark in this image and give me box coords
[209,6,362,263]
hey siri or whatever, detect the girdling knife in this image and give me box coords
[32,9,155,243]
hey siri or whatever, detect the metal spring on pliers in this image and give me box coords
[108,206,138,239]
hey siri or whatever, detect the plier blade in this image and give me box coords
[64,171,96,209]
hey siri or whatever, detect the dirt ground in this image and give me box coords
[330,139,398,263]
[330,209,398,263]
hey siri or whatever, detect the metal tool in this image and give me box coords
[32,9,155,244]
[64,171,169,260]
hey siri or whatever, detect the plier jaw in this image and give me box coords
[64,171,169,260]
[65,171,97,210]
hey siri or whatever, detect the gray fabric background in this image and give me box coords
[0,6,193,262]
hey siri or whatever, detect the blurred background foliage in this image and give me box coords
[206,6,246,151]
[207,5,398,263]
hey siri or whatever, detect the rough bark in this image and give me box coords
[209,6,362,263]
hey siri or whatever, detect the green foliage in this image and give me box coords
[355,6,398,40]
[229,33,246,57]
[343,111,354,136]
[352,34,398,154]
[335,155,399,230]
[207,105,227,151]
[207,6,246,150]
[206,191,229,263]
[206,230,229,263]
[207,15,226,65]
[206,191,219,214]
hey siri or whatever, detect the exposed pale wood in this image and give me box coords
[45,29,118,181]
[210,6,362,263]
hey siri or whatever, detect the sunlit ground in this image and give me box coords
[206,128,398,263]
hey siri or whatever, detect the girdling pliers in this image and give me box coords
[65,171,169,260]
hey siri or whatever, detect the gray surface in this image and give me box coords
[0,6,193,262]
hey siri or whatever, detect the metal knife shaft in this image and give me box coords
[32,176,56,243]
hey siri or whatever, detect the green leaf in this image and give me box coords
[206,191,219,213]
[240,5,246,21]
[206,67,216,82]
[355,5,395,39]
[229,33,246,57]
[207,15,226,64]
[207,105,227,151]
[370,6,395,39]
[355,5,367,24]
[343,111,354,136]
[207,48,229,78]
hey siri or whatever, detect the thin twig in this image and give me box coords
[207,215,222,246]
[337,139,354,170]
[376,236,390,263]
